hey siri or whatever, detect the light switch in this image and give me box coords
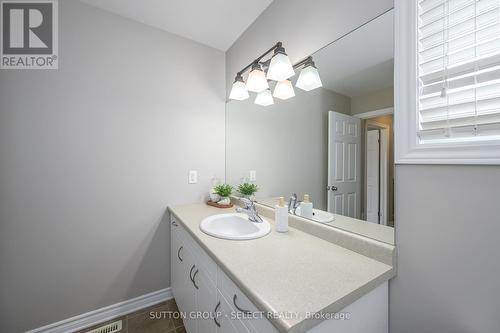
[188,170,198,184]
[249,170,257,182]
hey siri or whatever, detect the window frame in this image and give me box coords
[395,0,500,165]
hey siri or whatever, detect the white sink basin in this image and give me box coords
[200,213,271,240]
[294,207,335,223]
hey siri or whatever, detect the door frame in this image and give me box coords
[354,107,394,119]
[365,128,381,224]
[365,121,389,225]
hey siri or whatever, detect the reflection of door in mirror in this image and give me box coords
[327,111,361,219]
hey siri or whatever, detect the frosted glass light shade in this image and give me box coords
[254,89,274,106]
[296,65,322,91]
[273,80,295,100]
[267,52,295,81]
[229,80,249,100]
[246,65,269,93]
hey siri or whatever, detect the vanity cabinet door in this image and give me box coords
[171,225,197,333]
[182,247,198,333]
[193,268,218,333]
[171,233,189,310]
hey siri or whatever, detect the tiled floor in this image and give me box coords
[77,298,185,333]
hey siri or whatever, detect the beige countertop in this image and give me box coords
[169,203,395,333]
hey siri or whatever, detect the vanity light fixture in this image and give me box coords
[228,42,322,106]
[266,44,295,81]
[295,56,323,91]
[273,79,295,100]
[229,74,250,100]
[246,62,269,93]
[254,89,274,106]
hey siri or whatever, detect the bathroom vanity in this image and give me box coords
[169,203,395,333]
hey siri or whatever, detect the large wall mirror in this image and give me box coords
[226,10,395,244]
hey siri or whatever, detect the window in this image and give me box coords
[395,0,500,164]
[418,0,500,143]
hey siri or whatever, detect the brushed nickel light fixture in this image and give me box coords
[229,42,322,106]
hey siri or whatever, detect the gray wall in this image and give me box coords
[0,1,225,332]
[391,165,500,332]
[226,87,350,210]
[227,1,500,333]
[351,87,394,115]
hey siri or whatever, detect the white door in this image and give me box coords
[328,111,361,218]
[366,129,380,223]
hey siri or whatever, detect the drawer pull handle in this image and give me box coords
[171,221,178,226]
[214,301,221,327]
[192,269,199,289]
[233,294,251,315]
[189,265,196,282]
[177,246,183,262]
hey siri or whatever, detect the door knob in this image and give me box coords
[331,186,338,191]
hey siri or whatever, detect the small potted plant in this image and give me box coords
[237,182,258,200]
[210,183,233,207]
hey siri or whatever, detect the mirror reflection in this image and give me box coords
[226,10,395,244]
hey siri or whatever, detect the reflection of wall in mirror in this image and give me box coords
[226,87,351,211]
[351,87,394,115]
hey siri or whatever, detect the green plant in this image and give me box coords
[238,183,258,196]
[214,184,233,197]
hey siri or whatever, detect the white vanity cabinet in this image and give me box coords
[171,217,278,333]
[171,215,389,333]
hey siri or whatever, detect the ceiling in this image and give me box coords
[79,0,273,51]
[313,10,394,97]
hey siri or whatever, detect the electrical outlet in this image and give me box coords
[249,170,257,182]
[188,170,198,184]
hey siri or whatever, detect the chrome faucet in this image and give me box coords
[236,198,263,223]
[288,193,302,214]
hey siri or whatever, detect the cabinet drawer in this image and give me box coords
[217,291,251,333]
[170,216,184,240]
[217,269,279,333]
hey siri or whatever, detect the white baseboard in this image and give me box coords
[26,288,173,333]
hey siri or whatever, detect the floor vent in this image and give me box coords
[86,320,122,333]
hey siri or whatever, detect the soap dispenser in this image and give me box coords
[300,194,313,219]
[275,197,289,233]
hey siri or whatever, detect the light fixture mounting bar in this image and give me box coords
[293,56,313,69]
[236,42,283,76]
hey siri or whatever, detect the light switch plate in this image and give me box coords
[249,170,257,182]
[188,170,198,184]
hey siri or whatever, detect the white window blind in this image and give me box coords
[418,0,500,143]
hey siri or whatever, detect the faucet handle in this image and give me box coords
[239,197,254,208]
